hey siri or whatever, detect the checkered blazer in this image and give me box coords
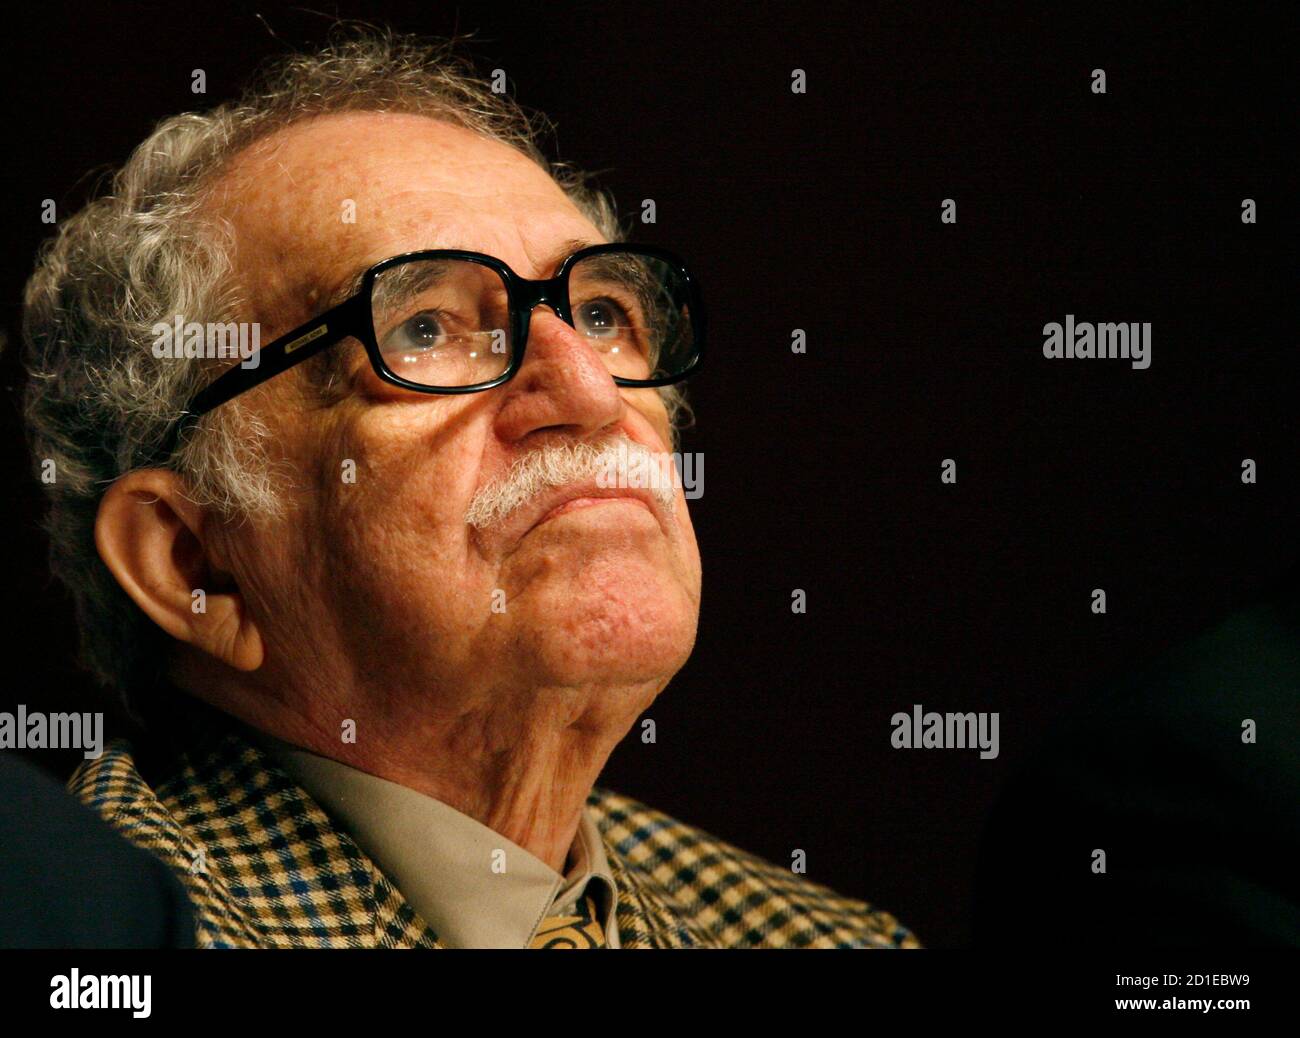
[67,718,919,949]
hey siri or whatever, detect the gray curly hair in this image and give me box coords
[21,27,691,723]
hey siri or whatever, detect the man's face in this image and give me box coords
[204,112,701,721]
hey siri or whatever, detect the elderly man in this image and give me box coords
[23,31,917,949]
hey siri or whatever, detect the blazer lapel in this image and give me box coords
[156,722,442,949]
[602,844,721,947]
[588,790,721,948]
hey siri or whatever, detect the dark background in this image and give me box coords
[1,3,1294,947]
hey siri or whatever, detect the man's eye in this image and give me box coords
[390,312,446,350]
[576,299,628,338]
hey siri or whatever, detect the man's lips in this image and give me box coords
[496,480,666,546]
[533,495,653,528]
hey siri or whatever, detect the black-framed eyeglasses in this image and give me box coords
[166,242,704,453]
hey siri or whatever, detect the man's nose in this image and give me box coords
[492,307,625,442]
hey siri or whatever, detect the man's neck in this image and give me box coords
[201,678,659,872]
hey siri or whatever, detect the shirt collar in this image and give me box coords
[250,730,618,949]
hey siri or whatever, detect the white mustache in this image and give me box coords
[465,435,677,531]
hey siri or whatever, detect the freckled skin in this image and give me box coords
[185,112,702,867]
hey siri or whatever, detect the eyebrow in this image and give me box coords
[316,237,602,316]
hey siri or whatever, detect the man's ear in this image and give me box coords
[95,468,264,672]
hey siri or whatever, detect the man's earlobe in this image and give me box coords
[94,469,264,672]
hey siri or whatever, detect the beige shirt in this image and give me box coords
[252,731,620,949]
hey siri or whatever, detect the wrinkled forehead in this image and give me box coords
[203,111,603,316]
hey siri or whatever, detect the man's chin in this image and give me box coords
[512,581,698,687]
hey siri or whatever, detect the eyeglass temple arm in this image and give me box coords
[185,299,361,419]
[150,298,362,463]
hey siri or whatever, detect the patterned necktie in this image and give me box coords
[529,890,607,948]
